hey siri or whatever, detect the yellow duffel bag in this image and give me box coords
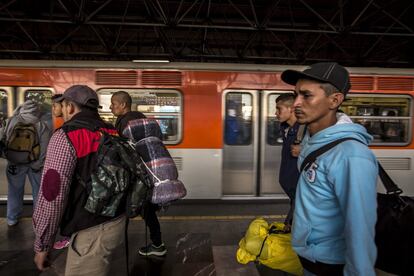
[236,217,303,276]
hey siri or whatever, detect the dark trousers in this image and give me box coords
[281,184,296,225]
[143,202,162,246]
[299,256,344,276]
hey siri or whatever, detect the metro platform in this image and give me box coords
[0,200,296,276]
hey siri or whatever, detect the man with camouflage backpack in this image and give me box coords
[33,85,148,275]
[0,100,50,227]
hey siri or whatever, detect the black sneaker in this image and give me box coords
[138,243,167,256]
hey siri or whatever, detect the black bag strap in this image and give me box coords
[255,225,288,260]
[300,137,403,195]
[300,137,360,172]
[378,162,402,195]
[125,217,130,276]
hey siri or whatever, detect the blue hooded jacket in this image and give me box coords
[292,113,378,276]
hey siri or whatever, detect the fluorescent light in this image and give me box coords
[132,59,170,63]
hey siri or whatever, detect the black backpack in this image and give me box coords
[69,121,151,218]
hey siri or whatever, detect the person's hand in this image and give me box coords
[290,144,301,157]
[283,223,292,233]
[34,251,50,271]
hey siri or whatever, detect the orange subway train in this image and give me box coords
[0,60,413,201]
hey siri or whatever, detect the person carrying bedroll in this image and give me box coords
[0,100,50,227]
[110,90,167,257]
[281,63,378,276]
[33,85,148,275]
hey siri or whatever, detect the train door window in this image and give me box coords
[0,87,13,123]
[266,93,284,145]
[97,89,182,144]
[341,95,411,145]
[224,92,253,145]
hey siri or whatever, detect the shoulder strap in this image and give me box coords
[300,137,360,173]
[300,137,403,195]
[378,162,402,195]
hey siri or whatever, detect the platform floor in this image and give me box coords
[0,201,295,276]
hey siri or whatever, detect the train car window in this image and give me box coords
[224,93,252,145]
[341,95,411,145]
[23,89,53,110]
[267,94,283,145]
[21,88,53,131]
[97,89,182,144]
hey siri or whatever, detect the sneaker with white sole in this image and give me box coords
[7,220,18,227]
[53,238,70,250]
[138,243,167,256]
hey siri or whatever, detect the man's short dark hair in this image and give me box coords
[112,91,132,108]
[276,93,296,105]
[319,83,340,96]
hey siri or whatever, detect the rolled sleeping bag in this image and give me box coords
[151,179,187,205]
[123,118,163,141]
[135,138,186,205]
[135,136,178,182]
[123,118,186,204]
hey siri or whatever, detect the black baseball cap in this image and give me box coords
[281,62,351,95]
[60,85,101,109]
[51,94,63,103]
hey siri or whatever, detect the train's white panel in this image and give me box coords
[373,149,414,196]
[168,148,222,199]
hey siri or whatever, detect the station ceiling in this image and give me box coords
[0,0,413,67]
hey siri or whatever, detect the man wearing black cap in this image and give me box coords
[33,85,127,275]
[281,63,378,275]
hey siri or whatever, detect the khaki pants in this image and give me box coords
[65,216,127,276]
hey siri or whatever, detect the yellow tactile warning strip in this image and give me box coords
[1,214,286,223]
[131,214,286,221]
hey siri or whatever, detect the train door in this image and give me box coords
[0,87,54,202]
[0,87,15,200]
[222,91,257,196]
[222,90,288,197]
[260,91,287,196]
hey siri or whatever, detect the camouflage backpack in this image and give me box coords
[71,121,151,218]
[5,122,40,164]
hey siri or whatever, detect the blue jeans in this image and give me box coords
[6,163,41,224]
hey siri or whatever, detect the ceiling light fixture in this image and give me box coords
[132,59,170,63]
